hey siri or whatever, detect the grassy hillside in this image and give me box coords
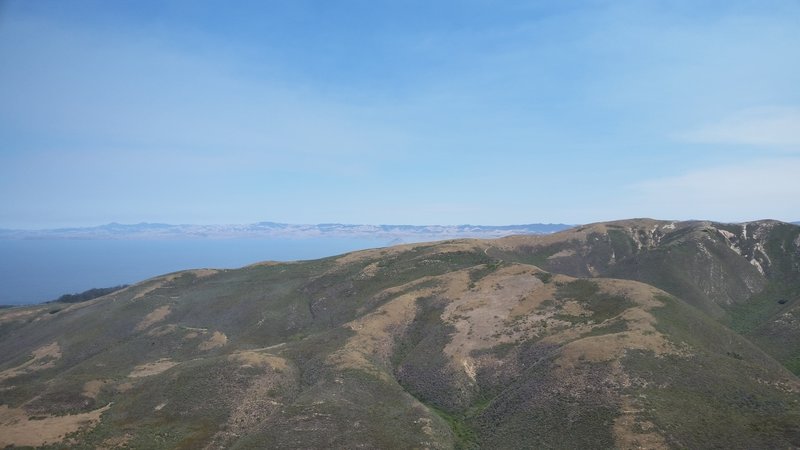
[1,223,799,448]
[492,219,800,375]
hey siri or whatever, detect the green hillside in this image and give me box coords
[1,221,799,448]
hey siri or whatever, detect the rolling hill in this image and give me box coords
[1,219,799,448]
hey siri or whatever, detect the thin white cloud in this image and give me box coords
[629,158,800,222]
[0,15,410,169]
[678,107,800,149]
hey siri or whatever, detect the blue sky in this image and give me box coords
[1,0,798,228]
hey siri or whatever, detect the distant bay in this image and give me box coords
[0,237,389,305]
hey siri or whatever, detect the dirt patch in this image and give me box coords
[198,331,228,350]
[333,240,482,268]
[0,306,46,324]
[109,270,212,302]
[229,351,288,371]
[147,324,178,337]
[116,382,134,393]
[244,261,283,268]
[128,358,178,378]
[356,261,381,279]
[548,248,576,259]
[441,265,549,380]
[0,403,111,447]
[188,268,218,278]
[135,305,171,331]
[0,342,62,381]
[82,379,108,399]
[555,329,678,370]
[131,274,181,300]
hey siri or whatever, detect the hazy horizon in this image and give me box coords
[2,1,799,228]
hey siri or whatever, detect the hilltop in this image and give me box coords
[0,219,799,448]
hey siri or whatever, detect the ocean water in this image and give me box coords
[0,238,390,305]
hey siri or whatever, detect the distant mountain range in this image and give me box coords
[0,221,573,240]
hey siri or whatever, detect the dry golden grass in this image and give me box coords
[229,350,288,371]
[135,305,171,331]
[198,331,228,350]
[0,342,61,382]
[128,358,178,378]
[82,379,108,399]
[497,219,660,245]
[0,403,111,448]
[332,240,483,268]
[0,306,46,324]
[551,280,689,370]
[442,266,545,372]
[147,324,178,337]
[329,292,421,381]
[131,274,180,300]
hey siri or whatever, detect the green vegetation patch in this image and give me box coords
[555,279,600,300]
[607,229,637,258]
[50,285,129,304]
[426,403,479,450]
[555,280,634,323]
[623,350,800,449]
[533,271,553,283]
[468,261,505,284]
[473,357,618,449]
[392,296,473,412]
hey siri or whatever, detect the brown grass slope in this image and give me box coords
[0,226,798,448]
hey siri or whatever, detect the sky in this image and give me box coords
[1,0,798,228]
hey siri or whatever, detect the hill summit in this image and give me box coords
[1,219,799,448]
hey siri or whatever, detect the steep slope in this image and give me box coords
[0,233,799,448]
[491,219,800,374]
